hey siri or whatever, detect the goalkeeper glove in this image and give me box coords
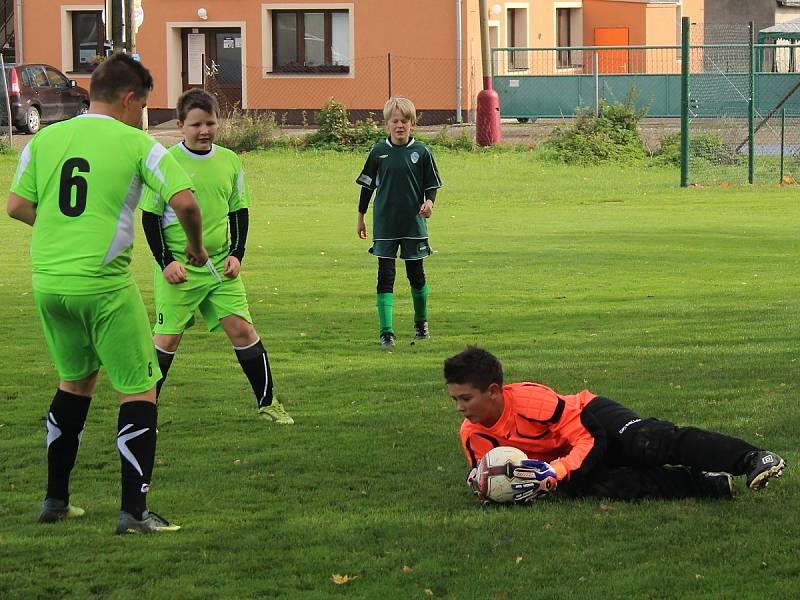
[510,459,558,503]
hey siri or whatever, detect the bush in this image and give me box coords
[417,126,477,151]
[654,131,739,166]
[304,98,383,150]
[543,92,648,164]
[214,108,287,153]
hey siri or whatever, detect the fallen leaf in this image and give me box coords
[331,574,357,585]
[402,565,413,573]
[424,589,434,597]
[515,556,523,564]
[544,523,555,530]
[599,503,613,511]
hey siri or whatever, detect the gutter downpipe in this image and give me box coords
[456,0,462,123]
[16,0,23,63]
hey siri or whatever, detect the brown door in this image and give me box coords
[181,28,242,114]
[594,28,629,74]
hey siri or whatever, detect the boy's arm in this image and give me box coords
[167,189,208,266]
[357,187,373,238]
[141,211,187,284]
[7,192,36,226]
[224,208,249,278]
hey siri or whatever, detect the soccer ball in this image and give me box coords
[475,446,529,504]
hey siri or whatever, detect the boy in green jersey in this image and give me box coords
[356,97,442,348]
[6,54,208,534]
[140,88,293,424]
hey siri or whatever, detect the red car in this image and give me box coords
[1,63,90,134]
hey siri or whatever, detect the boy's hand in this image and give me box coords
[419,199,433,218]
[163,261,187,284]
[357,215,368,239]
[185,245,209,267]
[224,255,241,278]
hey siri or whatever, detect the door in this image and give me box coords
[594,28,629,73]
[26,65,60,121]
[44,67,80,118]
[181,28,242,114]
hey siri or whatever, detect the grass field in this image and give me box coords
[0,149,798,599]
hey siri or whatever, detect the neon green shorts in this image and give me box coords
[369,238,433,260]
[153,260,253,334]
[34,284,160,394]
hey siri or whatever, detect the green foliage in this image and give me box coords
[654,131,740,167]
[543,93,648,164]
[0,137,12,154]
[214,108,292,153]
[417,126,477,151]
[304,97,384,150]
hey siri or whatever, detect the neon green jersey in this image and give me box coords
[139,143,250,260]
[10,114,193,294]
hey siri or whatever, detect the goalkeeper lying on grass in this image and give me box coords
[444,346,786,503]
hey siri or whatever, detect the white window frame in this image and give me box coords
[554,2,583,71]
[261,3,355,79]
[60,4,104,76]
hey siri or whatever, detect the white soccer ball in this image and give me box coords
[475,446,529,504]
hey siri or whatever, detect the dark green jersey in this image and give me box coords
[356,138,442,240]
[10,114,193,294]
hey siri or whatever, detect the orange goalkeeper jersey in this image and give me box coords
[459,382,598,480]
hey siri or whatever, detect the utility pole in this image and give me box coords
[106,0,125,52]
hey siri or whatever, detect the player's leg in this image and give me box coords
[153,333,183,398]
[376,256,396,347]
[33,291,101,523]
[560,465,735,501]
[404,258,429,340]
[95,284,179,534]
[219,315,294,424]
[586,396,784,490]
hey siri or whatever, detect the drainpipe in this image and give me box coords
[456,0,462,123]
[16,0,23,63]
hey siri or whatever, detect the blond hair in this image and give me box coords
[383,97,416,124]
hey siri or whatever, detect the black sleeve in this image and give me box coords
[228,208,249,262]
[426,188,437,204]
[358,186,374,214]
[141,211,176,270]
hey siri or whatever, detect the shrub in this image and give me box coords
[654,131,739,166]
[543,92,648,164]
[304,98,383,149]
[215,108,287,153]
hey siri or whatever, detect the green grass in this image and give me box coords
[1,150,798,599]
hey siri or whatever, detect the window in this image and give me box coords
[45,67,70,89]
[556,7,582,68]
[506,7,528,70]
[28,66,50,87]
[72,11,104,73]
[272,10,350,73]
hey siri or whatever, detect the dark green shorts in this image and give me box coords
[369,238,432,260]
[34,284,160,394]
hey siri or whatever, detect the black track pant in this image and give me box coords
[559,396,758,500]
[377,257,425,293]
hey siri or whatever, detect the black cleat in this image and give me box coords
[414,321,430,340]
[745,450,786,490]
[116,510,181,535]
[379,332,396,348]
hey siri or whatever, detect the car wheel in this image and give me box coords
[78,103,89,116]
[516,117,530,124]
[22,106,41,134]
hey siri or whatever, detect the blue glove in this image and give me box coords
[510,459,558,503]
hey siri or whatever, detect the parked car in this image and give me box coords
[0,64,90,134]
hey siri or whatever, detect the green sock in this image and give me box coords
[410,283,429,323]
[376,292,394,334]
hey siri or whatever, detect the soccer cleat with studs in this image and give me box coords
[116,510,181,535]
[258,400,295,424]
[693,470,736,500]
[744,450,786,490]
[38,498,86,523]
[414,321,430,340]
[380,331,396,348]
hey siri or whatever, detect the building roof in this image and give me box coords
[760,17,800,35]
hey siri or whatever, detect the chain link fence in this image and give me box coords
[686,22,800,186]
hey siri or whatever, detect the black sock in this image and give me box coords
[234,339,274,408]
[45,390,91,503]
[117,401,157,520]
[155,347,175,398]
